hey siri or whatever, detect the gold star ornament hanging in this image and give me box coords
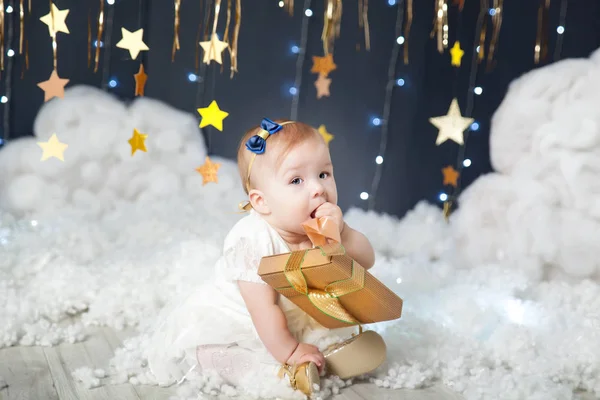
[199,33,229,65]
[116,28,149,60]
[134,64,148,96]
[318,125,334,145]
[195,156,221,185]
[442,165,460,187]
[37,69,70,102]
[315,74,331,99]
[37,133,68,161]
[40,3,70,36]
[128,128,148,155]
[429,98,474,145]
[198,100,229,131]
[311,54,337,76]
[450,41,465,67]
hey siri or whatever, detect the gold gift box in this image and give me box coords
[257,243,403,329]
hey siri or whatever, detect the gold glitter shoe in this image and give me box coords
[278,362,320,397]
[324,328,387,379]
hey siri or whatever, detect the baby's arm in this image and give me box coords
[341,223,376,270]
[237,281,325,369]
[237,281,297,363]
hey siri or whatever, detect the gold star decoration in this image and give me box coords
[116,28,149,60]
[315,74,331,99]
[197,100,229,131]
[37,133,68,162]
[195,156,221,185]
[128,128,148,156]
[450,41,464,67]
[442,165,460,187]
[311,54,337,77]
[317,125,334,146]
[429,98,474,146]
[39,3,70,36]
[37,69,70,102]
[134,64,148,96]
[199,33,229,65]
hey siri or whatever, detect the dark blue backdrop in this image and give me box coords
[2,0,599,218]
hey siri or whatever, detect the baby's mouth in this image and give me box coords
[310,209,317,219]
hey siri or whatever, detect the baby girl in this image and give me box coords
[147,119,379,398]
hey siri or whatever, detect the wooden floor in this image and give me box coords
[0,326,465,400]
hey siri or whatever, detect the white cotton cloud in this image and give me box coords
[452,48,600,281]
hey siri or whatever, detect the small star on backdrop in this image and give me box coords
[128,128,148,156]
[317,125,334,145]
[442,165,460,187]
[199,33,229,65]
[196,156,221,185]
[198,100,229,131]
[40,3,70,36]
[450,41,464,67]
[311,54,337,76]
[37,69,70,102]
[429,98,474,146]
[134,64,148,96]
[116,28,149,60]
[37,133,68,161]
[314,74,331,99]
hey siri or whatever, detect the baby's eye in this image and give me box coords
[290,177,303,185]
[319,172,330,179]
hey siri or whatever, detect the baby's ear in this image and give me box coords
[249,189,270,215]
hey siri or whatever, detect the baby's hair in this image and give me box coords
[236,120,322,194]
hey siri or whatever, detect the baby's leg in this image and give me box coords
[195,343,261,387]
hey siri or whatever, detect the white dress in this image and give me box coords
[146,209,356,394]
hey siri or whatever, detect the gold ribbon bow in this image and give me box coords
[276,217,365,325]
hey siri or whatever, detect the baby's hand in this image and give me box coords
[313,202,345,234]
[286,343,325,374]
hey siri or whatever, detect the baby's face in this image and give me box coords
[258,136,337,234]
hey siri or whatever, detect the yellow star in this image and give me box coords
[37,133,68,162]
[197,100,229,131]
[116,28,149,60]
[450,41,464,67]
[39,3,70,36]
[195,156,221,185]
[199,33,229,65]
[317,125,334,146]
[429,98,474,145]
[128,128,148,156]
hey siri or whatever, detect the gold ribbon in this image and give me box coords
[172,0,181,61]
[431,0,448,54]
[486,0,503,72]
[19,0,24,54]
[48,0,57,70]
[403,0,413,64]
[477,0,487,64]
[95,0,105,73]
[322,0,342,55]
[357,0,370,51]
[275,217,364,326]
[534,0,550,64]
[229,0,241,77]
[282,0,294,16]
[0,0,4,73]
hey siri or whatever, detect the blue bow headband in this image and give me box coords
[243,118,294,197]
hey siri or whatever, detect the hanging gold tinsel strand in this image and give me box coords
[403,0,412,64]
[172,0,181,61]
[229,0,241,77]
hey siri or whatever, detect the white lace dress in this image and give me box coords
[146,210,356,392]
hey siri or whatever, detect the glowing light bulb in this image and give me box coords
[375,156,383,164]
[7,49,14,57]
[108,79,118,88]
[278,1,284,7]
[6,5,13,13]
[557,26,565,34]
[107,0,115,4]
[1,96,7,103]
[474,86,483,95]
[396,78,405,86]
[360,192,369,200]
[289,87,297,95]
[471,122,480,131]
[372,117,381,126]
[396,36,405,45]
[463,159,472,167]
[188,73,197,82]
[305,9,313,17]
[291,45,300,54]
[439,193,448,202]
